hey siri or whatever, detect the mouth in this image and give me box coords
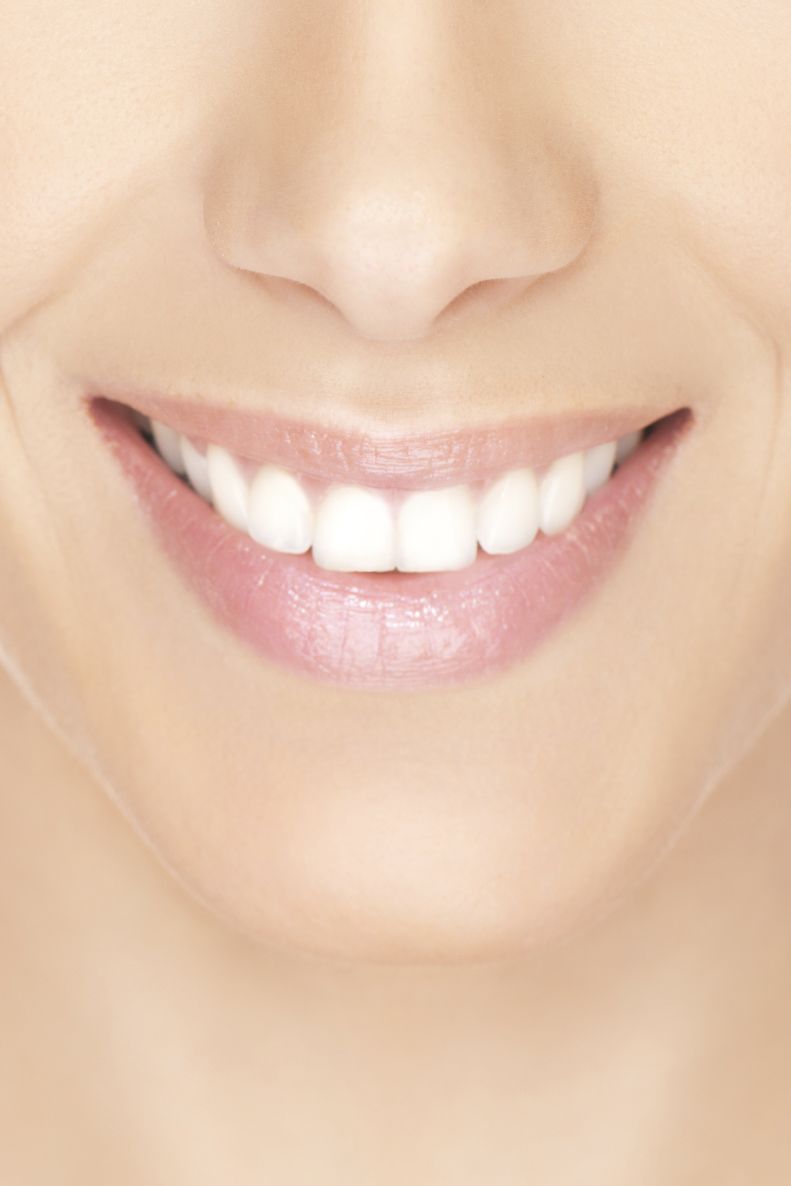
[88,393,693,691]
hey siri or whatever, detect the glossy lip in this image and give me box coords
[87,385,678,490]
[88,395,693,691]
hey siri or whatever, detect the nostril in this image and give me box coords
[205,154,599,343]
[438,276,541,328]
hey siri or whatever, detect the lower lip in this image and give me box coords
[90,399,692,691]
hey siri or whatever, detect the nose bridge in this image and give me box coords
[204,1,598,342]
[305,6,498,262]
[271,0,507,246]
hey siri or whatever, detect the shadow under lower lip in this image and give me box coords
[91,400,692,691]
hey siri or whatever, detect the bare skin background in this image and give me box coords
[1,0,791,1181]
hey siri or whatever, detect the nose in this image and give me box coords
[203,6,598,344]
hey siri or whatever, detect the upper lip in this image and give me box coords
[89,389,680,490]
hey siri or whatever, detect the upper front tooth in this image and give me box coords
[477,467,540,555]
[583,439,617,496]
[206,444,250,532]
[396,485,478,572]
[248,465,314,554]
[151,416,633,565]
[312,485,396,572]
[180,435,212,501]
[152,419,186,475]
[539,451,586,535]
[615,429,642,465]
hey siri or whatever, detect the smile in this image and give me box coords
[144,414,646,572]
[89,394,693,690]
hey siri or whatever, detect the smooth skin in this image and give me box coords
[1,1,791,1181]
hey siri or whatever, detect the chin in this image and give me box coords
[137,792,678,966]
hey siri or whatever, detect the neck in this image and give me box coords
[2,665,790,1184]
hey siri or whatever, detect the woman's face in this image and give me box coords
[2,0,791,961]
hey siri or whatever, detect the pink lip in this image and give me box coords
[89,386,675,490]
[88,396,692,691]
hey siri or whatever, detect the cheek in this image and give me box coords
[0,0,244,331]
[665,146,791,350]
[563,1,791,345]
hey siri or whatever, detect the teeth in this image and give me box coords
[313,485,396,571]
[583,440,617,496]
[396,486,478,572]
[151,419,186,475]
[615,429,642,465]
[539,451,586,536]
[477,467,540,555]
[206,444,249,532]
[147,413,648,572]
[180,436,212,501]
[249,465,314,555]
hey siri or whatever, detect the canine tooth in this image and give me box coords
[583,440,617,496]
[248,465,313,554]
[180,436,212,501]
[312,485,395,572]
[151,419,186,475]
[477,467,539,555]
[396,486,477,572]
[615,429,642,465]
[206,444,249,532]
[539,451,586,535]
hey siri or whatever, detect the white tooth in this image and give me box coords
[615,429,642,465]
[396,485,478,572]
[583,439,617,496]
[539,451,586,536]
[477,467,539,555]
[206,444,249,532]
[151,419,186,475]
[248,465,314,554]
[312,485,396,572]
[180,436,212,501]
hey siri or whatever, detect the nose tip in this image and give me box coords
[202,1,601,345]
[300,193,490,341]
[211,174,596,343]
[271,188,563,342]
[275,188,517,339]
